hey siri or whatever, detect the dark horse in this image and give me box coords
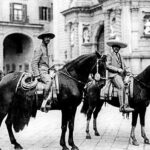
[0,51,106,150]
[81,65,150,146]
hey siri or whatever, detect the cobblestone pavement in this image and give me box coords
[0,104,150,150]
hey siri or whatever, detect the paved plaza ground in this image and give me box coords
[0,103,150,150]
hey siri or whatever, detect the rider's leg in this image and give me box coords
[112,75,134,112]
[40,73,52,111]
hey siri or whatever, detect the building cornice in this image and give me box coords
[61,4,102,16]
[0,21,44,29]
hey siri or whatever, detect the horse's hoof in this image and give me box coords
[86,135,91,139]
[95,132,100,136]
[144,138,150,144]
[62,146,69,150]
[129,138,139,146]
[14,143,23,149]
[71,145,79,150]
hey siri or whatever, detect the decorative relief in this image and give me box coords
[109,12,117,39]
[70,24,75,46]
[82,24,90,44]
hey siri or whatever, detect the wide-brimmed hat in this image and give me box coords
[38,32,55,39]
[107,38,127,48]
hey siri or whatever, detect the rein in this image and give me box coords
[58,68,85,85]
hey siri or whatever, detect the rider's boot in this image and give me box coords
[40,88,52,112]
[118,89,134,113]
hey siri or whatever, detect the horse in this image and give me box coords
[0,51,106,150]
[81,65,150,146]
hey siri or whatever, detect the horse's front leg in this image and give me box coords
[93,101,103,136]
[5,113,23,149]
[60,110,69,150]
[139,107,150,144]
[68,108,79,150]
[86,106,94,139]
[130,111,139,146]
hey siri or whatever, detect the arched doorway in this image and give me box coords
[3,33,33,74]
[97,25,104,53]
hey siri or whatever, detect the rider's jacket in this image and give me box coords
[106,51,128,78]
[31,42,50,77]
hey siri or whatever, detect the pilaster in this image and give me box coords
[130,6,139,51]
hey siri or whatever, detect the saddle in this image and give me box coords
[18,72,59,99]
[100,76,134,100]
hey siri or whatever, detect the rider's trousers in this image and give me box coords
[111,75,127,106]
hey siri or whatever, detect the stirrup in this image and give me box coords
[120,105,134,113]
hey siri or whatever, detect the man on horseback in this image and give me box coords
[31,31,55,112]
[106,38,134,113]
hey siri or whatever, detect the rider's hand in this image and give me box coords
[118,68,124,76]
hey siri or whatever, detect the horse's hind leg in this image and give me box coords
[93,101,103,136]
[86,106,94,139]
[5,113,23,149]
[139,107,150,144]
[68,108,79,150]
[130,111,139,146]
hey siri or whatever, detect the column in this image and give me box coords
[73,21,79,58]
[130,6,139,51]
[0,37,4,71]
[121,6,132,54]
[104,10,111,54]
[115,8,122,39]
[65,22,72,60]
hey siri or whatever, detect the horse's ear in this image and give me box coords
[95,51,101,58]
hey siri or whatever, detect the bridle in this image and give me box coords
[58,55,106,85]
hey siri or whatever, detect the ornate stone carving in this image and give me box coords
[82,24,90,43]
[70,24,75,46]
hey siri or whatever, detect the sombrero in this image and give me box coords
[107,39,127,48]
[38,32,55,39]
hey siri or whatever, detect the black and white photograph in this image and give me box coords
[0,0,150,150]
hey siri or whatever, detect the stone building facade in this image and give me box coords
[53,0,150,74]
[0,0,53,74]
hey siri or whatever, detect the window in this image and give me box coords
[10,3,27,23]
[39,6,52,21]
[14,4,23,21]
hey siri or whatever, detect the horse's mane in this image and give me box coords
[63,52,96,70]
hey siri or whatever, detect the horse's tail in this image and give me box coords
[80,97,89,115]
[12,88,38,132]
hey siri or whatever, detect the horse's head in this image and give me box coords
[63,51,106,86]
